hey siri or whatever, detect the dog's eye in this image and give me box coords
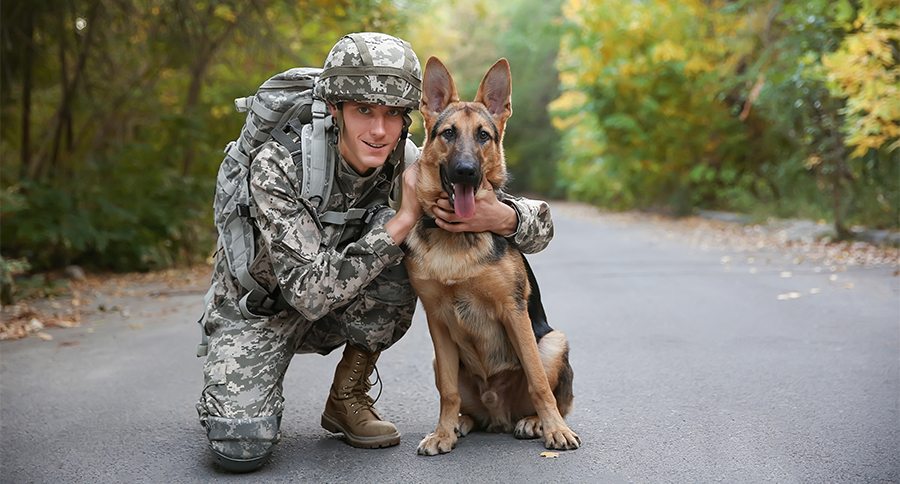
[441,127,456,142]
[478,129,492,143]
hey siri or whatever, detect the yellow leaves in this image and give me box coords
[805,154,823,169]
[550,91,588,116]
[210,105,231,120]
[558,71,580,89]
[822,19,900,157]
[562,0,585,23]
[540,451,560,458]
[684,55,715,75]
[652,40,687,63]
[213,5,236,24]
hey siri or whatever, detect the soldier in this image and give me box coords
[196,32,555,472]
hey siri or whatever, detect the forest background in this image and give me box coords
[1,0,897,299]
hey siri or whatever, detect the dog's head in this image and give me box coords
[417,57,512,219]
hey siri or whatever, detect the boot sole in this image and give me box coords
[320,413,401,449]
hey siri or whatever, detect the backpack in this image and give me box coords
[197,67,417,357]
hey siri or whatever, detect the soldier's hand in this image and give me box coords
[432,180,518,235]
[385,162,421,244]
[398,162,422,221]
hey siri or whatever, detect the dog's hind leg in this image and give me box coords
[544,331,574,418]
[514,415,542,439]
[514,331,573,439]
[457,367,485,437]
[457,415,475,437]
[508,329,579,449]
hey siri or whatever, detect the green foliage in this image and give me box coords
[2,0,896,277]
[0,256,31,305]
[552,0,745,214]
[403,0,564,194]
[553,0,899,230]
[1,0,410,272]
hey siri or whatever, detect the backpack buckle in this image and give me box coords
[237,204,257,218]
[362,205,387,225]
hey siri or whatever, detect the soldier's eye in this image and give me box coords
[441,127,456,142]
[478,129,491,143]
[357,106,371,115]
[387,108,402,117]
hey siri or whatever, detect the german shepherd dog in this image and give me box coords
[404,57,581,455]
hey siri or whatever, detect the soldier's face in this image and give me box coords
[331,101,405,174]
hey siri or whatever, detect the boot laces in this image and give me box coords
[351,363,383,414]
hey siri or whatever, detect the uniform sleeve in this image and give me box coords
[498,193,554,254]
[250,141,405,321]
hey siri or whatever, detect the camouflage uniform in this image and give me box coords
[196,32,555,470]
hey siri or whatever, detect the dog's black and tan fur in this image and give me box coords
[405,57,580,455]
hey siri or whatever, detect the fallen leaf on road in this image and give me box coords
[777,292,802,300]
[780,271,793,278]
[809,288,821,294]
[36,332,53,341]
[540,452,559,459]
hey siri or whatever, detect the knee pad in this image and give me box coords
[203,415,281,473]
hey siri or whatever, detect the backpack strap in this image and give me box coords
[234,96,282,124]
[302,99,335,211]
[318,205,386,225]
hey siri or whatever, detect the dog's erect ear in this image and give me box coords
[474,58,512,123]
[421,57,459,122]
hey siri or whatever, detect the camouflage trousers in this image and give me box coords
[195,262,416,461]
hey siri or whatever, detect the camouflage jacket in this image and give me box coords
[211,139,555,322]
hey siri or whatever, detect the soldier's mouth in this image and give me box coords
[362,140,388,149]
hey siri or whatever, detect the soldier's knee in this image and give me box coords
[202,414,281,473]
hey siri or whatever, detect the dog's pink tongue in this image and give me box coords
[453,184,476,219]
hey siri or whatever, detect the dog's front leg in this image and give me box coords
[505,312,581,450]
[418,313,462,456]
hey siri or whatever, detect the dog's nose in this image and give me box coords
[451,159,480,185]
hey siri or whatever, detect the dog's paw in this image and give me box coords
[543,425,581,451]
[417,431,458,456]
[456,415,475,437]
[514,416,543,439]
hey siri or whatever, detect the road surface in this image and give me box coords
[2,204,898,482]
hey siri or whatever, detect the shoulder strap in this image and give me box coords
[301,99,335,211]
[389,136,419,210]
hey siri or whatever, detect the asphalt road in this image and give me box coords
[2,205,898,483]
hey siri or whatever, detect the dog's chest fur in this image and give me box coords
[405,227,523,379]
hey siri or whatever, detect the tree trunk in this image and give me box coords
[18,7,34,181]
[180,57,210,176]
[48,0,100,181]
[51,9,71,180]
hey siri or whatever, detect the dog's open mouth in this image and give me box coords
[439,164,478,219]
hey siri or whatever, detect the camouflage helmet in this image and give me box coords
[315,32,422,110]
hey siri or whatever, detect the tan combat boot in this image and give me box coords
[320,345,401,448]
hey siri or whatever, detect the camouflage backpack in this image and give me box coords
[198,33,422,356]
